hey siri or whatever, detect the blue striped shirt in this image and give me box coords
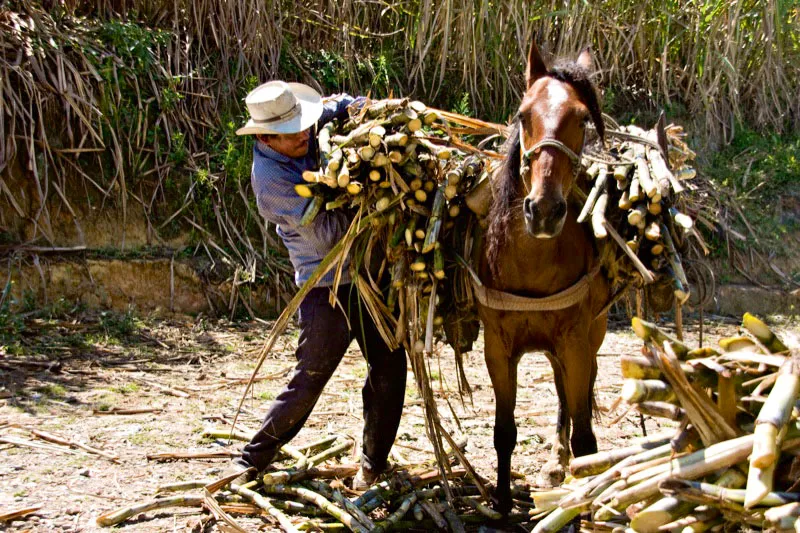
[251,95,360,287]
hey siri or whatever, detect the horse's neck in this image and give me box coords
[480,209,594,295]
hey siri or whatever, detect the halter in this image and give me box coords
[518,125,583,179]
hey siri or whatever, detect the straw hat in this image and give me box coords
[236,81,323,136]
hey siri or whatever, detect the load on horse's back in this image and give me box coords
[473,36,609,513]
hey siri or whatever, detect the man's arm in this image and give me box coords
[255,179,353,251]
[319,94,366,128]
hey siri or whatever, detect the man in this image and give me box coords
[228,80,407,489]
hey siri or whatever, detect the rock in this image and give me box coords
[78,468,91,477]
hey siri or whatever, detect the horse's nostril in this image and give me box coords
[523,198,534,220]
[554,200,567,220]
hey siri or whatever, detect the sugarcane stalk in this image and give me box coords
[631,318,690,359]
[591,187,609,239]
[332,490,376,531]
[620,354,664,379]
[366,98,408,118]
[658,479,763,524]
[750,357,800,468]
[412,503,424,521]
[634,143,659,199]
[369,126,385,148]
[743,313,789,354]
[375,493,417,532]
[596,434,755,518]
[669,207,693,229]
[316,123,336,159]
[96,495,204,526]
[764,502,800,531]
[658,341,740,446]
[656,507,720,532]
[629,173,642,202]
[614,161,632,181]
[621,379,676,403]
[626,203,646,227]
[422,188,445,253]
[270,499,325,516]
[636,401,686,421]
[569,433,674,478]
[602,221,655,284]
[304,441,352,469]
[660,222,690,302]
[156,480,211,493]
[230,484,300,533]
[432,248,445,280]
[617,189,632,210]
[529,488,572,512]
[301,196,325,227]
[577,164,608,223]
[644,221,661,241]
[459,497,503,520]
[630,496,695,533]
[203,428,254,441]
[631,467,747,533]
[670,479,800,507]
[417,137,453,160]
[262,485,368,532]
[532,505,582,533]
[418,499,448,529]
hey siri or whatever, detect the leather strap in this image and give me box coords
[466,263,602,311]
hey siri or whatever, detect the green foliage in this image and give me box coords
[451,92,473,118]
[702,127,800,254]
[94,19,170,74]
[0,281,24,346]
[99,308,141,339]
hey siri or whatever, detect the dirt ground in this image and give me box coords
[0,310,795,532]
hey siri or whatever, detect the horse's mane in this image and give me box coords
[485,60,604,276]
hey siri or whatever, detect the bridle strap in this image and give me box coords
[518,126,583,178]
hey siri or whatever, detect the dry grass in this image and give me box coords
[0,0,797,313]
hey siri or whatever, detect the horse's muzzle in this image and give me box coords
[523,197,567,238]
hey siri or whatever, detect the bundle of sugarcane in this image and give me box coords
[528,313,799,533]
[98,432,534,531]
[581,118,699,307]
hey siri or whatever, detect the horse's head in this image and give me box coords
[517,41,604,238]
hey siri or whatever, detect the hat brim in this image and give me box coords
[236,83,324,136]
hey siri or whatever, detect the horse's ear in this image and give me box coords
[576,46,594,71]
[526,40,547,88]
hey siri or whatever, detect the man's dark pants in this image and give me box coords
[241,283,407,474]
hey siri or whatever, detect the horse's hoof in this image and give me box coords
[491,494,513,517]
[536,460,565,488]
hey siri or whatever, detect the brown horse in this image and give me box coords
[476,39,609,513]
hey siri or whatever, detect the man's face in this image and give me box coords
[264,129,311,158]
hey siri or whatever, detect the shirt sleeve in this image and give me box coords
[255,176,353,250]
[318,94,367,127]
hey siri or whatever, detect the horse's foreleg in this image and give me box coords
[484,336,519,515]
[558,334,599,459]
[537,353,570,487]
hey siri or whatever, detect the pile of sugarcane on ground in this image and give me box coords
[529,313,800,533]
[96,431,536,531]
